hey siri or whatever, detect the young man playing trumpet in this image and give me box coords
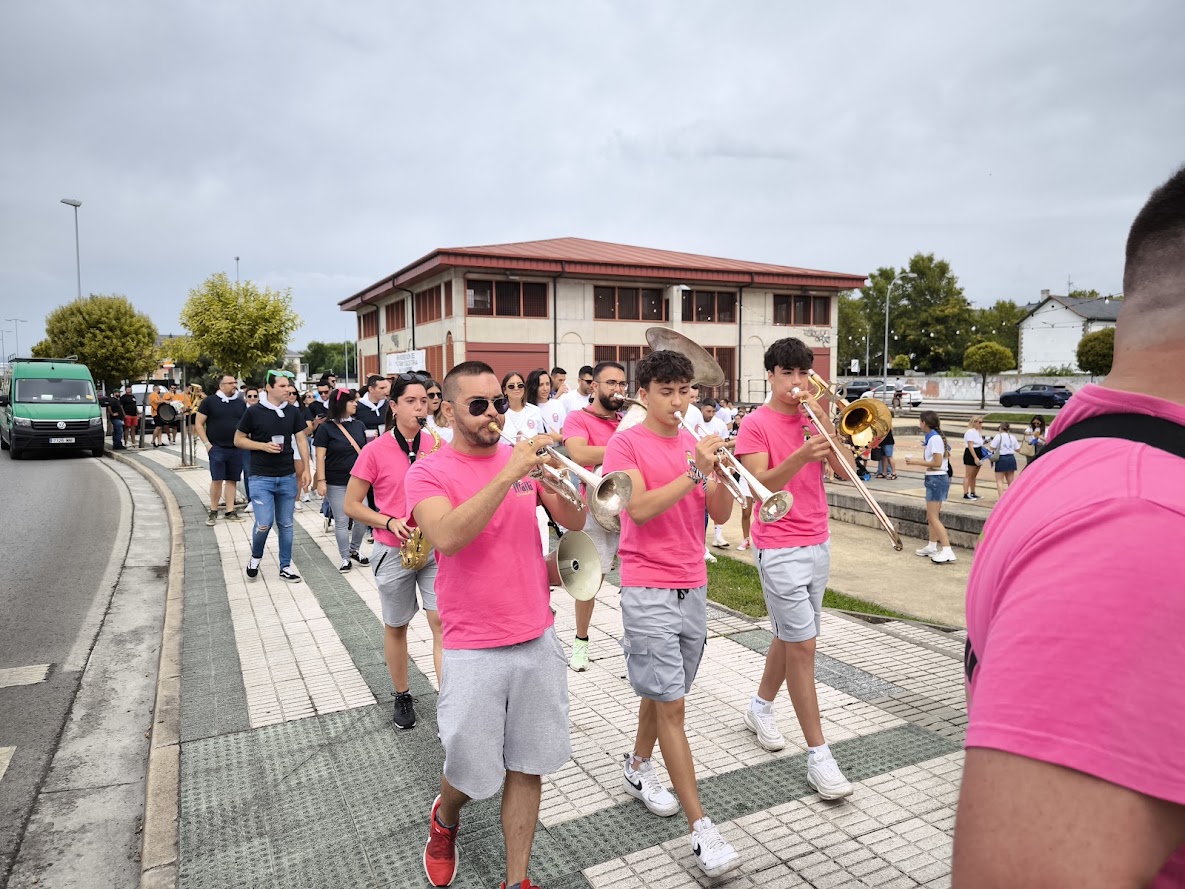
[405,361,586,889]
[734,337,855,799]
[601,350,741,878]
[560,360,627,672]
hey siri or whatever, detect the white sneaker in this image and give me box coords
[302,492,311,503]
[807,750,854,799]
[915,542,938,557]
[704,548,717,564]
[736,538,750,551]
[622,755,679,817]
[294,500,304,510]
[931,548,957,564]
[691,817,740,878]
[569,638,590,672]
[245,502,254,514]
[743,702,786,751]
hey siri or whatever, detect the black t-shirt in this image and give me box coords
[119,394,139,416]
[355,398,389,439]
[312,421,368,486]
[198,395,248,449]
[308,400,328,420]
[236,403,307,477]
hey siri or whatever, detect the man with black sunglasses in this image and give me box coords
[405,361,587,889]
[559,365,596,414]
[234,369,312,583]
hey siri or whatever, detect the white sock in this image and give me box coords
[751,694,773,713]
[693,817,711,833]
[808,743,831,759]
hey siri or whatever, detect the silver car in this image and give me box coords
[862,383,924,407]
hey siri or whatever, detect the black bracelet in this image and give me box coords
[385,517,393,532]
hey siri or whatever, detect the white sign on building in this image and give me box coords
[385,350,427,375]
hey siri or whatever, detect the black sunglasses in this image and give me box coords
[427,391,442,398]
[395,372,429,383]
[459,396,509,417]
[505,382,525,390]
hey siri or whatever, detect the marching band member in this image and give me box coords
[734,337,855,799]
[344,376,443,730]
[601,350,741,879]
[560,360,627,671]
[406,361,586,889]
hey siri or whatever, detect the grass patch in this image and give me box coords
[706,556,916,621]
[983,411,1045,424]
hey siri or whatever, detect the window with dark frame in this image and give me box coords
[594,344,650,393]
[594,285,668,321]
[360,311,378,338]
[444,281,453,317]
[466,279,548,318]
[384,300,407,331]
[414,285,442,323]
[772,294,831,326]
[681,290,737,323]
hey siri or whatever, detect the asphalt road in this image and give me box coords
[0,450,123,886]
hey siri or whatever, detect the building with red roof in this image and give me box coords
[339,237,865,401]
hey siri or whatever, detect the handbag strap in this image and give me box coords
[335,421,363,455]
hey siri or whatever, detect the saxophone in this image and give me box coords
[399,422,442,571]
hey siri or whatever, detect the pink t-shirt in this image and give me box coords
[733,404,829,549]
[602,424,707,589]
[404,444,553,650]
[350,431,416,548]
[562,408,620,471]
[965,384,1185,885]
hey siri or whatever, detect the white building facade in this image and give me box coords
[339,238,864,403]
[1018,291,1120,373]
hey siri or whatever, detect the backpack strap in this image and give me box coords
[1032,413,1185,462]
[964,411,1183,685]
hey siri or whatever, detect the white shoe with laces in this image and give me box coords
[931,548,957,564]
[622,755,679,817]
[691,817,740,878]
[807,750,854,799]
[743,702,786,751]
[915,542,938,557]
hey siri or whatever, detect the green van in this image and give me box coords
[0,359,106,459]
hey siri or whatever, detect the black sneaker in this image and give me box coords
[392,691,417,730]
[206,509,218,526]
[350,550,370,566]
[246,558,261,579]
[278,565,302,583]
[339,559,351,572]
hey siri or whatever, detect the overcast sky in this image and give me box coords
[2,0,1183,356]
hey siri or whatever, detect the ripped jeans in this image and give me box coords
[249,473,298,567]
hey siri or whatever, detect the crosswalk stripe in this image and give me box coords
[0,665,51,689]
[0,747,14,782]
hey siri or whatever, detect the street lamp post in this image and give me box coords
[6,318,27,359]
[60,199,82,300]
[235,256,240,283]
[882,273,916,380]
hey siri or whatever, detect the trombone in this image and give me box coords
[793,371,903,551]
[489,423,633,530]
[674,411,793,524]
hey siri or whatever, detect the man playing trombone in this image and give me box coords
[601,350,742,879]
[734,337,856,800]
[405,361,587,889]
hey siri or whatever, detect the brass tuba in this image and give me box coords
[399,423,442,571]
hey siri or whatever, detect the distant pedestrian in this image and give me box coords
[424,379,453,443]
[549,365,568,398]
[1023,415,1048,464]
[987,422,1020,497]
[106,391,126,450]
[529,368,567,435]
[120,385,139,447]
[234,369,311,583]
[312,388,368,571]
[875,422,898,479]
[905,410,956,563]
[356,374,390,442]
[148,384,167,447]
[195,374,246,526]
[501,371,542,440]
[961,416,987,500]
[239,387,259,513]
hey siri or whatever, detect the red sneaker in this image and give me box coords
[423,795,459,886]
[500,881,540,889]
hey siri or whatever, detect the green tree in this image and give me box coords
[964,341,1015,409]
[836,292,870,373]
[891,354,911,372]
[1076,327,1115,376]
[30,294,158,390]
[180,273,301,379]
[969,299,1027,360]
[860,254,974,374]
[301,340,354,378]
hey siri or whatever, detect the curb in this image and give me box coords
[108,448,183,889]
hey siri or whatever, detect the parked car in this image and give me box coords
[0,358,106,459]
[862,383,924,407]
[841,379,885,400]
[999,384,1073,409]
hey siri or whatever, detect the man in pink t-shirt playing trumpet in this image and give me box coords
[734,337,857,800]
[404,361,587,889]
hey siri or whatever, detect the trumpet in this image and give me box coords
[674,411,793,524]
[489,423,633,529]
[792,371,903,550]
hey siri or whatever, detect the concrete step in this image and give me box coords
[827,483,986,550]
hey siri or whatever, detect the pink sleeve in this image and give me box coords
[601,432,632,475]
[968,502,1185,805]
[350,442,377,483]
[733,413,765,457]
[404,462,445,515]
[561,410,587,443]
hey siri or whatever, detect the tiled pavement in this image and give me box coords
[133,445,968,889]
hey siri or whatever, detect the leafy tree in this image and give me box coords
[30,294,158,390]
[969,299,1027,360]
[836,291,869,373]
[1068,288,1102,301]
[891,354,911,372]
[180,273,301,379]
[964,341,1015,409]
[302,340,355,378]
[1076,327,1114,376]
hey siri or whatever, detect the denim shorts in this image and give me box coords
[924,473,950,502]
[880,444,895,457]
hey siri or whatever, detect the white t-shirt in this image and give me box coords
[964,428,984,451]
[989,432,1019,456]
[923,430,949,475]
[537,399,567,436]
[503,403,545,440]
[701,416,730,440]
[683,403,704,432]
[715,406,734,426]
[560,389,592,414]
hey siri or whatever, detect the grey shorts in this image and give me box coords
[619,586,708,702]
[582,515,620,575]
[438,629,572,799]
[756,543,831,643]
[372,542,438,628]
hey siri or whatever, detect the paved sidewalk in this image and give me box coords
[132,444,967,889]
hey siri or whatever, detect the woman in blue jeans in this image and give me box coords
[904,411,956,564]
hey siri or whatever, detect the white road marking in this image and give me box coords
[0,747,14,782]
[0,665,51,689]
